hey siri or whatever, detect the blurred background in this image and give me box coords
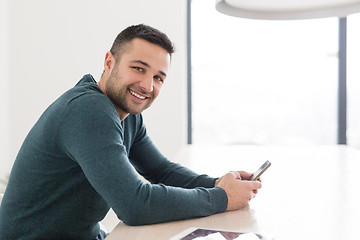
[0,0,188,190]
[191,0,360,146]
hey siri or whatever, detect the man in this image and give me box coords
[0,24,261,240]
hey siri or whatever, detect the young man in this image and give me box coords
[0,24,261,240]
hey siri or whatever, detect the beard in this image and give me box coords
[105,69,154,116]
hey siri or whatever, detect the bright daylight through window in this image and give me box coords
[191,0,343,145]
[348,13,360,148]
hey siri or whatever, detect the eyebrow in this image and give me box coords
[131,60,167,77]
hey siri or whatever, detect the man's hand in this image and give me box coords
[215,171,262,211]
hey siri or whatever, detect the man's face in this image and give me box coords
[104,38,170,119]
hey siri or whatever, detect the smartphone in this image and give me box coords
[249,160,271,181]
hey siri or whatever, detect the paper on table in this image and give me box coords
[170,228,265,240]
[235,233,262,240]
[195,233,259,240]
[178,230,261,240]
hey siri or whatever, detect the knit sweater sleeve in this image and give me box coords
[58,94,227,226]
[128,116,217,189]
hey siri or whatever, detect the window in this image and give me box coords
[191,0,339,145]
[348,13,360,148]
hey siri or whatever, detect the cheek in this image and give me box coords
[113,71,137,88]
[126,72,141,84]
[152,84,162,98]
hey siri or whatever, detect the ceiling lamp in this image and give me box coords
[215,0,360,20]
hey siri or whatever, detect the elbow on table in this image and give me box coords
[116,208,154,226]
[119,214,150,226]
[122,218,144,226]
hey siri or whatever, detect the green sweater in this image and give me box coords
[0,74,227,240]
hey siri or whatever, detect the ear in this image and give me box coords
[104,51,116,73]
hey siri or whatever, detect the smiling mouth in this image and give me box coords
[129,90,147,100]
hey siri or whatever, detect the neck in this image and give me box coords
[96,81,129,121]
[116,108,129,121]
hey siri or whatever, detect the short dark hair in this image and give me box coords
[110,24,175,60]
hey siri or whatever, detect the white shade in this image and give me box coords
[216,0,360,20]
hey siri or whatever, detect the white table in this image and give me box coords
[106,145,360,240]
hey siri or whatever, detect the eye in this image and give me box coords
[154,75,164,83]
[132,66,144,72]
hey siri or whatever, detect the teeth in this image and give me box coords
[130,90,146,100]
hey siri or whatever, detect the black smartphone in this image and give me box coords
[249,160,271,181]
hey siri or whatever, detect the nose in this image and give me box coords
[139,75,154,93]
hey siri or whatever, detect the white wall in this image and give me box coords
[0,0,10,191]
[4,0,188,178]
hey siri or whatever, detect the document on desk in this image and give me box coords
[170,228,266,240]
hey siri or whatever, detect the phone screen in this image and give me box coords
[249,160,271,181]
